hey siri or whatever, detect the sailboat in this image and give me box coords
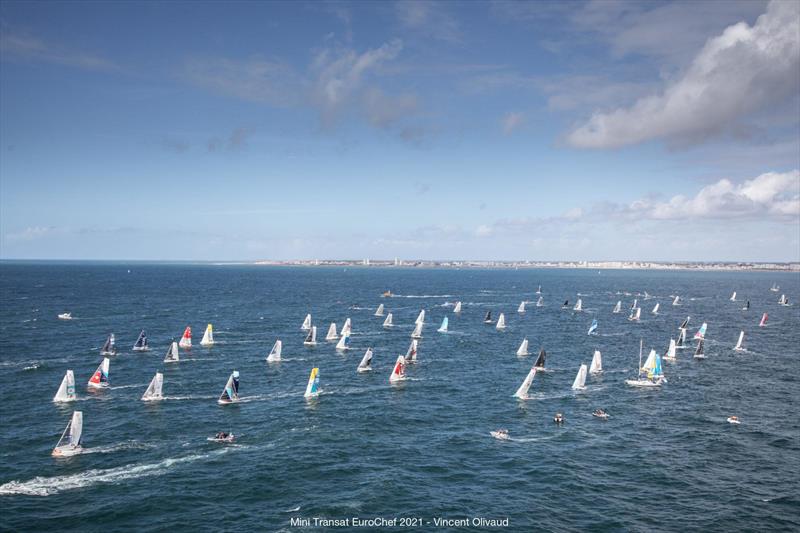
[536,285,542,295]
[304,368,320,398]
[99,334,117,356]
[676,328,687,349]
[573,299,583,312]
[483,311,493,324]
[612,301,621,313]
[730,291,737,302]
[587,319,598,335]
[651,303,660,315]
[513,366,537,399]
[694,339,705,359]
[383,313,394,328]
[625,340,665,387]
[743,300,750,311]
[589,350,602,373]
[389,356,406,382]
[628,307,641,322]
[437,317,449,333]
[779,294,789,306]
[357,348,373,373]
[415,310,425,325]
[179,327,192,348]
[57,312,72,320]
[325,323,339,341]
[303,326,318,346]
[87,358,110,389]
[770,283,779,292]
[405,339,419,363]
[52,411,83,457]
[266,340,282,362]
[453,301,462,313]
[53,370,76,402]
[335,333,351,351]
[132,330,150,352]
[641,349,657,374]
[496,313,506,330]
[679,316,690,330]
[694,323,707,340]
[141,372,164,401]
[734,331,746,352]
[672,295,681,306]
[200,324,214,346]
[631,298,638,310]
[562,300,569,309]
[518,301,526,313]
[536,296,544,307]
[759,312,768,327]
[301,314,312,330]
[163,341,179,363]
[571,364,588,390]
[663,339,677,361]
[411,321,423,339]
[374,304,385,317]
[218,371,240,404]
[516,337,529,356]
[533,348,546,370]
[341,318,352,336]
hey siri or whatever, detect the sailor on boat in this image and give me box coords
[726,416,740,425]
[553,413,564,424]
[212,431,235,442]
[490,429,510,440]
[593,409,609,419]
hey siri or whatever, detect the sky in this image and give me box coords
[1,0,798,262]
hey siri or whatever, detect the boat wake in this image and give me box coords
[394,294,454,298]
[110,384,147,390]
[81,440,154,454]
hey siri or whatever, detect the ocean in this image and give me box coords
[0,262,798,531]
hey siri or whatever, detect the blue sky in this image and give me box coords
[1,0,798,261]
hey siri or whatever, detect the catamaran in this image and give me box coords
[218,370,240,404]
[483,311,493,323]
[676,328,687,349]
[589,350,602,374]
[266,340,282,362]
[536,296,544,307]
[374,304,385,317]
[141,372,164,401]
[694,339,705,359]
[587,319,598,335]
[496,313,506,330]
[453,301,462,313]
[694,322,707,340]
[53,370,76,402]
[405,339,418,363]
[759,312,768,327]
[200,324,214,346]
[179,327,192,348]
[730,291,737,302]
[518,301,526,313]
[672,295,681,306]
[663,339,677,361]
[513,365,537,399]
[651,303,660,315]
[516,337,529,356]
[411,321,423,339]
[573,299,583,312]
[100,334,117,356]
[304,368,320,398]
[335,333,351,351]
[571,364,588,390]
[341,318,352,336]
[301,314,312,330]
[415,310,425,325]
[533,348,546,370]
[625,340,665,387]
[612,301,622,313]
[357,348,373,373]
[734,331,746,352]
[383,313,394,328]
[163,341,179,363]
[303,326,318,346]
[87,358,110,389]
[770,283,779,292]
[437,316,448,333]
[326,323,339,341]
[628,307,641,322]
[389,355,406,382]
[132,330,150,352]
[52,411,83,457]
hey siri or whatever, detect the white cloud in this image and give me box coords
[568,0,800,149]
[475,225,493,237]
[501,112,524,135]
[5,226,58,242]
[396,1,462,44]
[0,31,119,71]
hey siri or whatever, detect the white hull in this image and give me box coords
[86,382,108,390]
[625,379,662,387]
[52,445,82,457]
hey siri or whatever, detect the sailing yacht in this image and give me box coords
[513,365,537,399]
[729,291,737,302]
[672,296,681,306]
[218,371,240,404]
[571,364,588,390]
[178,327,192,348]
[266,340,282,362]
[734,331,746,352]
[99,334,117,356]
[663,339,677,361]
[52,411,83,457]
[536,297,544,307]
[742,300,750,311]
[304,368,320,398]
[628,307,641,322]
[411,321,423,339]
[415,310,425,325]
[625,340,665,387]
[437,317,449,333]
[87,358,110,389]
[483,311,493,324]
[389,356,406,382]
[694,323,707,340]
[587,319,598,335]
[141,372,164,401]
[453,301,462,313]
[374,304,385,317]
[779,294,789,306]
[163,341,179,363]
[589,350,602,374]
[770,283,780,292]
[759,313,768,327]
[516,338,529,356]
[651,303,660,315]
[496,313,506,330]
[573,299,583,312]
[341,318,352,336]
[676,328,687,349]
[53,370,76,402]
[132,330,150,352]
[301,314,312,330]
[303,326,318,346]
[335,333,351,351]
[405,339,419,363]
[536,285,542,295]
[357,348,373,373]
[533,348,546,370]
[518,301,526,313]
[612,301,622,314]
[326,323,339,341]
[57,312,73,320]
[200,324,214,346]
[383,313,394,328]
[561,300,569,309]
[694,339,705,359]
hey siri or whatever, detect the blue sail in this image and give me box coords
[588,319,598,335]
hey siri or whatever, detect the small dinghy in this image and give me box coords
[303,326,317,346]
[573,299,583,312]
[490,429,510,440]
[742,300,750,311]
[672,296,681,306]
[726,416,740,425]
[592,409,609,420]
[383,313,394,328]
[87,358,110,389]
[304,368,320,398]
[266,340,282,362]
[208,432,235,443]
[357,348,373,373]
[612,301,621,314]
[341,318,352,336]
[536,296,544,307]
[495,313,506,330]
[561,300,569,309]
[99,334,117,356]
[437,316,448,333]
[779,294,790,306]
[651,303,660,315]
[516,337,529,356]
[218,371,240,404]
[57,312,73,320]
[163,341,180,363]
[389,355,406,382]
[200,324,214,346]
[141,372,164,401]
[132,330,150,352]
[453,301,462,313]
[571,364,588,390]
[513,365,537,399]
[589,350,602,374]
[483,311,494,324]
[405,339,419,363]
[301,314,312,330]
[374,304,385,317]
[326,322,339,341]
[770,283,779,292]
[587,319,598,335]
[179,327,192,348]
[52,411,83,457]
[518,301,526,313]
[53,370,77,402]
[730,291,737,302]
[533,348,546,370]
[553,413,564,424]
[335,333,351,352]
[734,330,746,352]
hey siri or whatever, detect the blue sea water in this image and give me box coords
[0,262,799,531]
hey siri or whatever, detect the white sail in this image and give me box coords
[571,364,588,390]
[516,337,529,356]
[536,285,541,294]
[411,321,423,339]
[301,314,312,330]
[52,411,83,457]
[100,333,116,355]
[496,313,506,330]
[303,326,317,346]
[730,291,737,301]
[383,313,394,328]
[53,370,76,402]
[326,322,338,341]
[453,301,462,313]
[341,318,352,336]
[628,307,641,321]
[304,368,320,398]
[406,339,419,362]
[734,331,745,351]
[694,339,705,359]
[200,324,214,346]
[573,299,582,311]
[518,301,526,313]
[336,333,351,351]
[612,301,621,313]
[664,338,676,361]
[673,295,680,306]
[437,316,448,333]
[357,348,373,373]
[779,294,788,305]
[87,358,110,388]
[536,296,544,307]
[415,310,425,325]
[132,330,149,352]
[141,372,164,401]
[513,366,537,399]
[641,349,657,373]
[163,341,179,363]
[389,355,406,382]
[676,328,687,348]
[266,340,282,362]
[218,371,240,404]
[652,303,660,315]
[589,350,602,374]
[374,304,385,317]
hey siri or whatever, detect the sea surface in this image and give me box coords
[0,262,799,532]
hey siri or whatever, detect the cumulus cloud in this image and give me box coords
[0,31,119,71]
[501,112,525,135]
[567,0,800,149]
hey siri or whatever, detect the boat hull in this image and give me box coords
[52,445,82,457]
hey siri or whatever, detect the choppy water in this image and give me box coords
[1,263,798,531]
